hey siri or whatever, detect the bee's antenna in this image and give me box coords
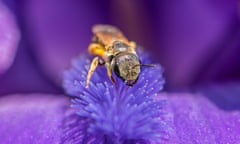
[133,64,155,68]
[141,64,155,67]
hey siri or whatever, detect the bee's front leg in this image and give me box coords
[106,63,116,84]
[86,57,101,88]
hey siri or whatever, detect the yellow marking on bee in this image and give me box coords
[88,43,105,57]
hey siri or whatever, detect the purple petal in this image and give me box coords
[0,2,20,75]
[63,51,167,143]
[165,93,240,143]
[0,92,240,143]
[0,94,69,143]
[61,92,240,143]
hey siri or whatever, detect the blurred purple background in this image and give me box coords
[0,0,240,95]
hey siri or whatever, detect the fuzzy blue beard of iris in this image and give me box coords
[63,50,168,143]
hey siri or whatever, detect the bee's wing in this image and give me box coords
[93,25,121,36]
[93,25,129,46]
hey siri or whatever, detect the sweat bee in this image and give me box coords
[86,24,152,88]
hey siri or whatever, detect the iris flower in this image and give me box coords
[62,51,167,143]
[0,1,240,144]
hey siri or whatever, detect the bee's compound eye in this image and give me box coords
[112,53,141,85]
[113,61,120,77]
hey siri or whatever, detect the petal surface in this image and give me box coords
[166,93,240,144]
[0,94,69,144]
[0,91,240,144]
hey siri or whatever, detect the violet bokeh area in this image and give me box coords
[0,2,19,75]
[1,0,240,91]
[0,0,240,144]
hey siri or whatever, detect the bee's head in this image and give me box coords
[112,53,141,86]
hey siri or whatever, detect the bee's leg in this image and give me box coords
[86,57,100,88]
[88,43,105,57]
[106,63,116,84]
